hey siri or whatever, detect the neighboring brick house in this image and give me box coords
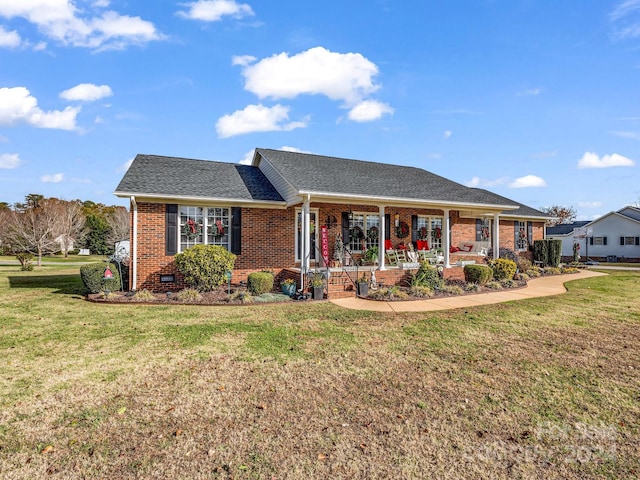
[114,148,550,293]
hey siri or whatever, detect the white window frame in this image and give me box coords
[593,236,605,246]
[515,220,528,251]
[348,212,379,252]
[179,205,231,253]
[295,208,319,262]
[623,236,636,246]
[416,215,443,250]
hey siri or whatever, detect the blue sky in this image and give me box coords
[0,0,639,219]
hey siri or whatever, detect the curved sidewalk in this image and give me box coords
[330,269,607,312]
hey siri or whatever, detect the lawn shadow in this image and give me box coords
[7,274,86,295]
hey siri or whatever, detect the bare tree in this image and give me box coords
[540,205,577,226]
[6,198,60,266]
[48,198,86,257]
[106,206,130,245]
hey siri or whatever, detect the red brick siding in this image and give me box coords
[132,201,546,291]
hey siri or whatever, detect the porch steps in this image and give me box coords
[326,270,357,299]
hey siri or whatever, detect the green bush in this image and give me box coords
[463,264,493,285]
[80,262,121,293]
[16,253,34,271]
[490,258,517,280]
[409,285,434,298]
[548,239,562,267]
[174,245,236,292]
[533,239,562,267]
[247,271,274,295]
[411,262,444,290]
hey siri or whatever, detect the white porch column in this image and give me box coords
[493,213,500,260]
[303,195,311,272]
[443,209,451,268]
[378,206,386,270]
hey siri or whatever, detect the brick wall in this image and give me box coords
[131,201,547,291]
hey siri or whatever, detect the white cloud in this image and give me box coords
[0,86,79,130]
[41,172,64,183]
[518,88,542,96]
[611,130,640,140]
[443,130,452,139]
[280,146,312,154]
[177,0,254,22]
[116,158,134,173]
[93,0,110,7]
[232,54,256,66]
[578,201,603,208]
[239,149,255,165]
[0,25,21,47]
[0,0,162,50]
[0,153,20,169]
[236,46,381,105]
[216,103,308,138]
[508,175,547,188]
[577,151,635,168]
[347,100,393,122]
[466,176,508,188]
[60,83,113,102]
[610,0,640,39]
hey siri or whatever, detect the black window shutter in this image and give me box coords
[230,207,242,254]
[385,214,391,240]
[589,237,593,245]
[476,219,482,241]
[341,212,350,243]
[527,221,533,244]
[514,222,519,247]
[603,237,607,245]
[636,237,640,246]
[166,204,178,256]
[411,215,418,242]
[620,236,625,246]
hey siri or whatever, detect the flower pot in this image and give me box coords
[357,282,368,297]
[281,283,296,297]
[312,286,324,300]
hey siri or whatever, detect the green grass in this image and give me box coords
[0,266,638,479]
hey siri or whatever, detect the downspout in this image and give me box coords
[378,205,386,270]
[131,196,138,291]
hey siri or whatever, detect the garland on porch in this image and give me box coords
[182,219,202,240]
[395,221,410,239]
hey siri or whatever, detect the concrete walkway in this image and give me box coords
[330,269,607,312]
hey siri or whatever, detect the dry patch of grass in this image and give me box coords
[0,266,638,479]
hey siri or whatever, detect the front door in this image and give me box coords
[296,209,318,262]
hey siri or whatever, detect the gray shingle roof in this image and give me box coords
[114,154,284,202]
[256,148,518,208]
[546,221,590,235]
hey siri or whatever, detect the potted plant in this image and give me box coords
[309,273,325,300]
[357,274,368,297]
[362,246,379,265]
[281,278,296,297]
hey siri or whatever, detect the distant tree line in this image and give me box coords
[0,194,129,265]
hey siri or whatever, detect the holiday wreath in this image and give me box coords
[367,226,379,242]
[349,225,365,241]
[212,219,226,238]
[183,219,202,240]
[395,221,410,239]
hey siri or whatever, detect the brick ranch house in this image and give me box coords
[114,148,550,297]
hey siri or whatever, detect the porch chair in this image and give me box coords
[396,249,408,263]
[385,249,399,267]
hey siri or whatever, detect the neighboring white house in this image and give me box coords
[547,206,640,262]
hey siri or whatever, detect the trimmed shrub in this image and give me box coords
[410,285,434,298]
[174,245,236,292]
[177,288,202,303]
[132,289,156,302]
[411,262,444,290]
[16,253,34,271]
[490,258,517,280]
[548,239,562,267]
[463,264,493,285]
[561,267,579,274]
[80,262,121,293]
[533,239,562,267]
[247,271,274,295]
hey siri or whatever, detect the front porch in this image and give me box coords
[282,263,472,299]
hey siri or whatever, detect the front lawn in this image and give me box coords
[0,265,638,479]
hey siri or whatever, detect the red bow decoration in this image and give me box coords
[187,219,197,234]
[216,220,224,235]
